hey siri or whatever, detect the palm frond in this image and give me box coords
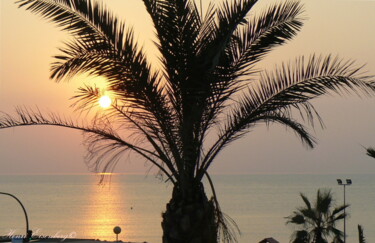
[17,0,155,104]
[198,55,374,177]
[251,55,374,123]
[329,227,344,243]
[299,193,311,209]
[50,28,144,83]
[298,207,317,222]
[331,205,348,218]
[49,34,179,160]
[205,172,240,243]
[197,2,217,50]
[316,189,332,215]
[197,0,258,73]
[143,0,200,81]
[70,82,181,180]
[180,0,260,125]
[227,0,304,76]
[70,84,101,112]
[286,213,305,225]
[18,0,134,46]
[0,107,175,182]
[17,0,122,47]
[18,0,174,131]
[331,212,347,223]
[260,55,374,99]
[57,33,182,169]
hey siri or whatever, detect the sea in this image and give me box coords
[0,174,374,243]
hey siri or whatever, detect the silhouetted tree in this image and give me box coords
[358,225,366,243]
[1,0,375,242]
[286,189,347,243]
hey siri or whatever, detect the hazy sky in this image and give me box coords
[0,0,374,175]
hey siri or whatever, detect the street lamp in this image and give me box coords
[0,192,32,242]
[337,179,352,243]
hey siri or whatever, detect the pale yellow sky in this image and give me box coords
[0,0,374,174]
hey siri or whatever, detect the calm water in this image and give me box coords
[0,174,374,243]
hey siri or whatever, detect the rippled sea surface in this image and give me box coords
[0,174,374,243]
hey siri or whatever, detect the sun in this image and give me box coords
[98,95,112,108]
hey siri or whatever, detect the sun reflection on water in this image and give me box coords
[83,175,130,241]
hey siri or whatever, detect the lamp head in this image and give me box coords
[113,226,121,234]
[337,179,343,185]
[346,179,352,185]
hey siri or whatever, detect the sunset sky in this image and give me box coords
[1,0,374,175]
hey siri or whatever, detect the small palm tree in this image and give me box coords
[1,0,375,242]
[286,189,347,243]
[366,147,375,158]
[358,225,366,243]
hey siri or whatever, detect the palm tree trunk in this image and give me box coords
[161,183,218,243]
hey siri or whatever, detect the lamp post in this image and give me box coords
[113,226,121,241]
[0,192,32,241]
[337,179,352,243]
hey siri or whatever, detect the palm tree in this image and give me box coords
[286,189,347,243]
[358,225,366,243]
[366,147,375,158]
[1,0,375,242]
